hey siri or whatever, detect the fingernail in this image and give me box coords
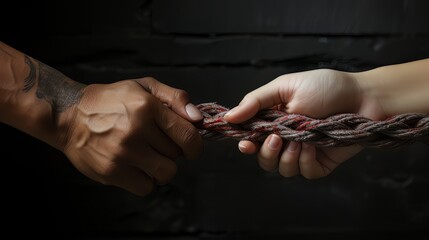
[224,106,238,118]
[287,142,299,152]
[268,135,281,150]
[238,142,247,152]
[185,103,203,121]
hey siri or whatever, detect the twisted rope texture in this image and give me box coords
[196,103,429,148]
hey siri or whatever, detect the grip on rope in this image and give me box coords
[195,102,429,148]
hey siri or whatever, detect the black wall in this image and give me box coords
[1,0,429,238]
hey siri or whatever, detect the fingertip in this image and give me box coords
[185,103,203,122]
[223,106,238,121]
[226,80,284,123]
[238,140,258,154]
[224,99,259,123]
[267,134,282,150]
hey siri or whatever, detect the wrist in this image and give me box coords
[0,42,87,152]
[350,70,387,120]
[354,59,429,116]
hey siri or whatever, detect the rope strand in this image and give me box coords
[196,102,429,148]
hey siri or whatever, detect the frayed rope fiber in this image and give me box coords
[195,102,429,148]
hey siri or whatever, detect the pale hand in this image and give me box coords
[224,69,385,179]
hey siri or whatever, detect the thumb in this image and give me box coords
[224,80,284,123]
[155,101,203,160]
[135,77,203,122]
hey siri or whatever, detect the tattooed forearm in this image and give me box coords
[22,56,85,113]
[23,55,36,92]
[36,61,85,113]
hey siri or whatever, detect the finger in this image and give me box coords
[257,134,283,172]
[129,146,178,185]
[148,128,182,159]
[238,140,259,154]
[298,143,327,179]
[155,103,203,160]
[107,166,154,197]
[224,80,284,123]
[147,124,182,159]
[129,113,182,159]
[278,141,301,177]
[135,77,202,122]
[70,153,154,196]
[315,145,363,174]
[298,143,326,179]
[299,144,363,179]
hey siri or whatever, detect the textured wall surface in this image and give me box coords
[1,0,429,238]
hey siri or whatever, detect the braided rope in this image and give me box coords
[196,102,429,148]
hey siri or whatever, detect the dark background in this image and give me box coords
[1,0,429,239]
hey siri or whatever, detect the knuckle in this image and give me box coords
[173,89,189,102]
[286,102,299,113]
[115,80,135,93]
[92,156,124,180]
[96,163,118,179]
[138,76,158,88]
[141,76,157,83]
[242,92,253,102]
[139,77,158,93]
[133,76,161,96]
[134,96,155,114]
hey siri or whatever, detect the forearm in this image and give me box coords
[356,58,429,116]
[0,42,85,150]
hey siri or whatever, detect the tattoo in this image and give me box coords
[22,56,84,113]
[36,61,84,113]
[23,55,36,92]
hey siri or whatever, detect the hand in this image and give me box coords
[60,77,203,196]
[224,69,386,179]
